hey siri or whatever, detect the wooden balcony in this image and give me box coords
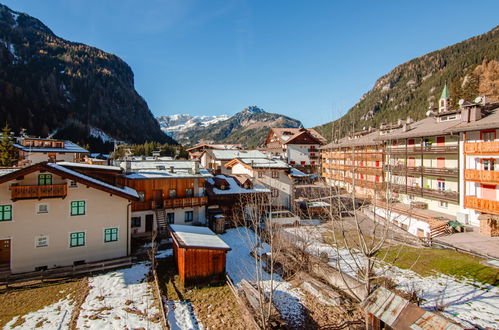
[464,169,499,183]
[11,184,67,201]
[346,153,383,161]
[464,196,499,215]
[388,145,458,154]
[323,153,346,159]
[464,141,499,154]
[389,184,458,202]
[163,196,208,208]
[385,165,458,177]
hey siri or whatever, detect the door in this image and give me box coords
[437,157,445,169]
[437,136,445,146]
[167,213,175,224]
[145,214,154,232]
[437,179,446,191]
[408,157,415,167]
[0,239,10,267]
[154,190,163,209]
[482,184,496,200]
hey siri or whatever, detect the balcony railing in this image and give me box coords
[464,141,499,154]
[388,183,458,202]
[464,169,499,183]
[388,145,458,154]
[11,184,67,200]
[132,196,208,212]
[464,196,499,215]
[385,165,458,177]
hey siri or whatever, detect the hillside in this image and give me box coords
[157,114,229,139]
[172,106,303,147]
[316,26,499,140]
[0,4,176,152]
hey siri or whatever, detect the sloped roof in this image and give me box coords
[169,224,231,250]
[374,116,462,140]
[225,157,290,169]
[209,149,267,160]
[321,130,382,149]
[268,128,327,145]
[445,107,499,133]
[13,140,88,153]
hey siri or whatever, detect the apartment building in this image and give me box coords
[321,128,385,200]
[116,160,212,236]
[186,143,242,160]
[200,149,267,174]
[14,137,88,166]
[265,128,326,174]
[0,162,138,274]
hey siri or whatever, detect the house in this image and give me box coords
[0,162,138,274]
[116,160,212,236]
[169,224,231,286]
[225,158,296,209]
[14,137,88,167]
[265,128,326,174]
[186,143,243,160]
[200,149,267,174]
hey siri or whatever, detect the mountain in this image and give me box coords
[315,26,499,141]
[157,114,229,139]
[169,106,303,147]
[0,4,176,152]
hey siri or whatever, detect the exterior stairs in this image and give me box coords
[155,209,168,234]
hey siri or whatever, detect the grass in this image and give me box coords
[0,279,83,328]
[156,256,246,330]
[378,245,499,286]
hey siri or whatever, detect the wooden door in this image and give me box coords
[154,190,163,209]
[0,239,11,266]
[145,214,154,232]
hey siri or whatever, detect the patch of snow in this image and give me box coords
[76,262,162,330]
[156,249,173,259]
[89,127,121,144]
[166,301,204,330]
[5,296,75,329]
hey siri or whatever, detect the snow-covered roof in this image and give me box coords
[120,160,213,179]
[47,163,139,199]
[288,168,308,177]
[13,140,88,153]
[0,168,17,176]
[237,158,291,169]
[57,162,122,172]
[208,175,270,195]
[210,149,267,160]
[169,225,231,250]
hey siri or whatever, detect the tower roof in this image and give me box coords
[440,83,449,99]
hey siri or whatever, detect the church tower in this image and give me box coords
[439,84,450,113]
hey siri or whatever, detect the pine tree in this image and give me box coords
[0,124,18,166]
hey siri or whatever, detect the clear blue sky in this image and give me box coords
[3,0,499,127]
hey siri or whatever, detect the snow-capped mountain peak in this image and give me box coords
[156,114,230,137]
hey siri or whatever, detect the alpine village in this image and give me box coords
[0,2,498,330]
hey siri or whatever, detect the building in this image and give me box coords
[225,157,296,209]
[116,160,212,236]
[446,99,499,236]
[0,162,138,274]
[265,128,326,174]
[169,224,231,286]
[200,149,267,174]
[14,137,88,167]
[321,128,385,200]
[186,143,243,160]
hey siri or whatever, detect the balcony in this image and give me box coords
[464,169,499,183]
[163,196,208,208]
[465,196,499,215]
[388,145,458,154]
[11,184,67,201]
[464,141,499,154]
[388,184,458,202]
[385,165,458,177]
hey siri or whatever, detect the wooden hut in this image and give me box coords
[169,224,231,286]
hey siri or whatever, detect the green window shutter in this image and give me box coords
[71,201,85,216]
[104,228,118,242]
[70,232,84,247]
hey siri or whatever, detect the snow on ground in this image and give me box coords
[156,248,173,259]
[284,225,499,329]
[220,228,304,327]
[76,262,161,330]
[166,300,204,330]
[4,296,74,329]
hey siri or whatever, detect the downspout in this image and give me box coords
[127,201,131,256]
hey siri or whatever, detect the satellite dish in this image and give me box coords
[458,99,465,106]
[474,96,483,104]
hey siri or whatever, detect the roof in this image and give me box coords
[374,116,462,141]
[267,128,327,145]
[225,157,290,169]
[186,143,242,152]
[288,168,308,177]
[13,140,88,153]
[206,175,270,195]
[321,130,382,149]
[362,287,463,329]
[169,224,231,251]
[445,107,499,133]
[0,162,139,200]
[208,149,267,160]
[56,162,122,172]
[441,84,450,99]
[121,160,213,179]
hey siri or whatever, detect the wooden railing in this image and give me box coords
[464,169,499,183]
[389,145,458,154]
[464,141,499,154]
[163,196,208,208]
[389,183,458,202]
[464,196,499,215]
[386,165,458,177]
[11,184,67,200]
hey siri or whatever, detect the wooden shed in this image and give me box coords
[169,225,231,286]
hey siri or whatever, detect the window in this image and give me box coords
[38,174,52,185]
[290,161,296,165]
[167,213,175,224]
[70,201,85,216]
[437,180,446,191]
[104,228,118,242]
[185,188,193,197]
[37,204,48,214]
[481,129,496,142]
[483,159,495,171]
[131,217,141,227]
[271,171,279,179]
[184,211,193,222]
[70,232,85,247]
[300,161,306,165]
[0,205,12,221]
[169,189,177,198]
[271,188,279,197]
[138,191,145,202]
[438,201,448,208]
[258,171,263,178]
[311,161,316,165]
[35,235,48,248]
[69,181,78,188]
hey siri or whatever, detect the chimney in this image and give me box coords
[125,160,132,174]
[402,123,408,132]
[170,166,175,173]
[192,160,200,174]
[461,108,470,123]
[470,106,482,122]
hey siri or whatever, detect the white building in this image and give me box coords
[14,137,88,166]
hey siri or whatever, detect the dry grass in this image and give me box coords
[0,279,83,328]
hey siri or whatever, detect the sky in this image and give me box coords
[2,0,499,127]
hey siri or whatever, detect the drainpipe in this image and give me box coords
[126,201,131,256]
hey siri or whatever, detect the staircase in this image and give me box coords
[155,209,168,234]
